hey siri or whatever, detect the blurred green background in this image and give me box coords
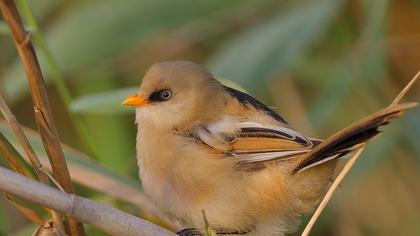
[0,0,419,235]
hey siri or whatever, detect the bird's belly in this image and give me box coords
[136,133,305,234]
[137,149,255,230]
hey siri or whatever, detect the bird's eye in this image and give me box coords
[149,89,173,102]
[159,90,172,100]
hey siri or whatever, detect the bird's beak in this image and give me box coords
[122,94,149,107]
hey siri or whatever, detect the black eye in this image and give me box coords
[149,89,173,102]
[160,90,172,100]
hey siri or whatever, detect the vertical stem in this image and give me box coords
[0,1,85,235]
[16,0,99,158]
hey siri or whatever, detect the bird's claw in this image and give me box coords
[177,228,203,236]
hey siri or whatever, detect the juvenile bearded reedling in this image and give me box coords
[123,60,417,236]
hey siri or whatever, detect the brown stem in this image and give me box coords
[0,94,48,182]
[0,93,65,230]
[0,0,84,235]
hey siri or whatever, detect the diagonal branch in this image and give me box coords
[391,70,420,105]
[0,131,29,176]
[301,146,366,236]
[0,94,48,182]
[0,0,84,235]
[0,166,177,236]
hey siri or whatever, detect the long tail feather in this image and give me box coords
[293,102,417,174]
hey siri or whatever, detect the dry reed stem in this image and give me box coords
[301,72,419,236]
[0,166,177,236]
[391,70,420,105]
[0,94,48,183]
[0,0,83,235]
[0,94,65,230]
[301,146,365,236]
[0,0,73,194]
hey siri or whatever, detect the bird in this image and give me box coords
[122,60,416,236]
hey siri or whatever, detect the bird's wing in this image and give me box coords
[194,117,316,165]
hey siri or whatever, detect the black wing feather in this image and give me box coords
[223,86,288,124]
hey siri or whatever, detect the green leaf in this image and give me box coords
[2,0,249,103]
[0,131,35,178]
[207,0,343,95]
[70,87,138,114]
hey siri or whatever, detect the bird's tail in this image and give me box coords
[293,102,417,174]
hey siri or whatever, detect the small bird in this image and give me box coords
[123,60,416,236]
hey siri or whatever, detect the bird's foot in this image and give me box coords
[214,229,249,235]
[177,228,203,236]
[177,227,250,235]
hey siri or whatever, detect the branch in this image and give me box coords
[0,0,83,234]
[0,166,177,236]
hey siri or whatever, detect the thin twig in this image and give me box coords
[391,70,420,105]
[202,209,216,236]
[0,166,177,236]
[0,1,84,235]
[0,94,48,182]
[302,72,419,235]
[301,146,366,236]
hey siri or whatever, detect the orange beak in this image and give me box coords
[122,94,149,107]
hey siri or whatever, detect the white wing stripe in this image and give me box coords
[196,116,314,163]
[232,149,310,163]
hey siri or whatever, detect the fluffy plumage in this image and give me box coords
[124,60,416,236]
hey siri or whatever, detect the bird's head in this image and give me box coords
[123,60,223,128]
